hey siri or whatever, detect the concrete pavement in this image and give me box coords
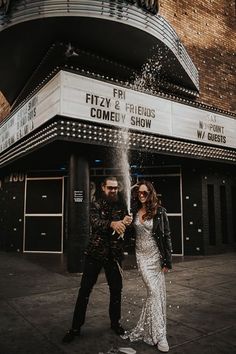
[0,251,235,354]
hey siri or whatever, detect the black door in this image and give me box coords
[24,178,64,253]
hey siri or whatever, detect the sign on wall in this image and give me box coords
[0,70,235,155]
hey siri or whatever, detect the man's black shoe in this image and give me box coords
[62,328,80,343]
[111,323,125,335]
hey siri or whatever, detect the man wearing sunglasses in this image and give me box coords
[63,176,132,343]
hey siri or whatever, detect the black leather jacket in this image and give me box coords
[152,207,173,269]
[133,206,173,269]
[85,195,128,262]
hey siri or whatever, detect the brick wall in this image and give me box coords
[159,0,236,113]
[0,91,10,121]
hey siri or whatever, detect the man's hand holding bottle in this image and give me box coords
[111,214,133,236]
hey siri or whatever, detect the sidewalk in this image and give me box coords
[0,251,235,354]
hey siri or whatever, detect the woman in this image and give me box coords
[122,180,172,352]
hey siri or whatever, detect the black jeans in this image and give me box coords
[72,255,123,329]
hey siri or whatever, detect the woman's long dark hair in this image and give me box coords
[132,180,160,220]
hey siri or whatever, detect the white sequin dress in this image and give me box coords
[123,214,166,345]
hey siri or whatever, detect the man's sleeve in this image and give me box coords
[90,201,111,234]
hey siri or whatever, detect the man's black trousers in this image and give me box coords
[72,255,123,329]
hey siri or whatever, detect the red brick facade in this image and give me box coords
[160,0,236,113]
[0,91,10,122]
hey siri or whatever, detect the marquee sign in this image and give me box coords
[0,70,235,154]
[0,74,61,153]
[61,72,235,149]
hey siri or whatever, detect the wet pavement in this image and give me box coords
[0,251,235,354]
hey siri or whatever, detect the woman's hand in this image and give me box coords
[122,214,133,226]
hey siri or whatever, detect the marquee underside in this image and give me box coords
[0,16,198,105]
[0,117,235,169]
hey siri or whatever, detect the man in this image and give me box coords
[63,176,133,343]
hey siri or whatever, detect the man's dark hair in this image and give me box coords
[101,176,118,187]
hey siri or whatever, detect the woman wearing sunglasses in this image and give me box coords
[122,180,172,352]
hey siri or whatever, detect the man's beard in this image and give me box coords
[104,193,118,203]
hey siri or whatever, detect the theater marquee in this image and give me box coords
[0,70,235,154]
